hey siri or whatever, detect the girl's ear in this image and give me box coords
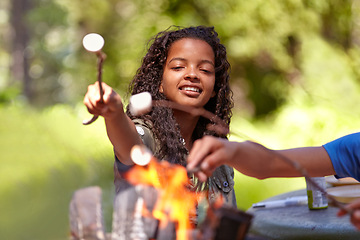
[159,84,164,93]
[211,90,216,97]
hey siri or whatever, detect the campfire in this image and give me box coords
[69,145,253,240]
[113,146,251,240]
[124,153,198,239]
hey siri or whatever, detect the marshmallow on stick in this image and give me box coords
[82,33,105,52]
[129,92,153,116]
[130,145,153,166]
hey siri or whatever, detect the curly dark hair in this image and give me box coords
[126,26,233,166]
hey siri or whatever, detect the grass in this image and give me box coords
[0,103,115,240]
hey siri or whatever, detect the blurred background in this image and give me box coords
[1,0,360,239]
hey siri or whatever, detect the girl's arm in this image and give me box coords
[83,82,142,165]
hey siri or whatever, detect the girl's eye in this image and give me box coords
[172,66,183,70]
[201,69,213,74]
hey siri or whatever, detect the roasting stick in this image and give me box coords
[128,92,353,215]
[82,33,106,125]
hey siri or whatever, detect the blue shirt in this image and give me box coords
[323,132,360,181]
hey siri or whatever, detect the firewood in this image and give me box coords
[69,186,106,240]
[198,206,253,240]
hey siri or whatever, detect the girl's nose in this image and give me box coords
[185,68,199,80]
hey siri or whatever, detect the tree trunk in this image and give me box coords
[352,0,360,46]
[10,0,33,101]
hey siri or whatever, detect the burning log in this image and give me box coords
[111,179,253,240]
[111,180,177,240]
[197,206,253,240]
[69,184,253,240]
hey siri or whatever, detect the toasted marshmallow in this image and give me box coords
[129,92,152,116]
[82,33,105,52]
[130,145,152,166]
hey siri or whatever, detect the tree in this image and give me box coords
[9,0,33,100]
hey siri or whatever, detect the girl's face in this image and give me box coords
[160,38,216,108]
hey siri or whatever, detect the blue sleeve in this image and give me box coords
[323,132,360,181]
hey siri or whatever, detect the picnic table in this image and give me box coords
[247,189,360,240]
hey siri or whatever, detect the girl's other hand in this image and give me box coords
[187,136,235,182]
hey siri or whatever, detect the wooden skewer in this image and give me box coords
[83,51,106,125]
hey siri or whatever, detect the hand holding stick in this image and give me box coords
[82,33,106,125]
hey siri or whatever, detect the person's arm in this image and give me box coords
[187,136,336,182]
[83,82,142,165]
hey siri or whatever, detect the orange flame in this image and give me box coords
[125,158,201,240]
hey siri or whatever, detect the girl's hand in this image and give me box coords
[187,136,237,182]
[83,82,124,120]
[337,199,360,230]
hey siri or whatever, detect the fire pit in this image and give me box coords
[69,159,253,240]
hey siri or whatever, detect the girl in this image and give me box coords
[83,26,236,209]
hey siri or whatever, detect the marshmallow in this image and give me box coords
[129,92,152,116]
[130,145,153,166]
[82,33,105,52]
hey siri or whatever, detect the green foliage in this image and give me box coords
[4,0,360,117]
[0,86,21,104]
[230,31,360,209]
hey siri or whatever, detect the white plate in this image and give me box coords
[327,185,360,204]
[325,175,360,187]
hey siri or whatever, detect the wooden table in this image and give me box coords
[247,189,360,240]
